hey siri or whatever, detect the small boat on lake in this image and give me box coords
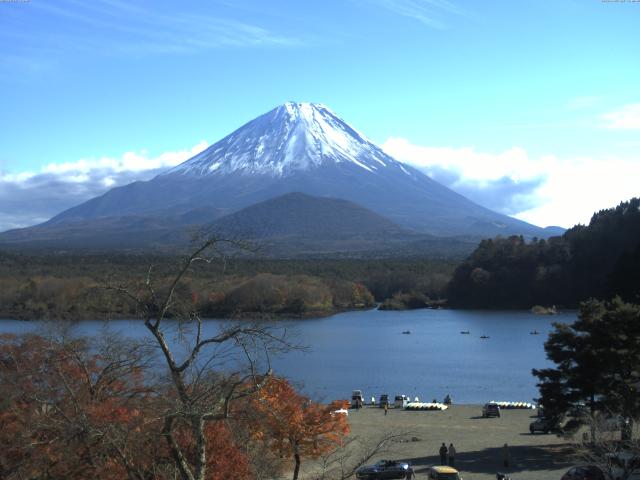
[402,330,411,335]
[480,335,490,339]
[530,330,539,335]
[460,330,470,334]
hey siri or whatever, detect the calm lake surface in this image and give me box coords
[0,308,575,404]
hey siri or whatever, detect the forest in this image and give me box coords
[0,252,454,320]
[446,198,640,309]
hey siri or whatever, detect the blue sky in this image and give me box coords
[1,0,639,231]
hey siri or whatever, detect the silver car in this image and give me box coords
[356,460,411,479]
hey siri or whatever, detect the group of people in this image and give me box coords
[438,442,456,467]
[437,442,510,469]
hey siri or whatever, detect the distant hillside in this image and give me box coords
[446,198,640,308]
[210,192,478,258]
[213,192,403,238]
[0,192,478,258]
[0,215,191,251]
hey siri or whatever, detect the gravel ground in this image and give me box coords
[321,404,576,480]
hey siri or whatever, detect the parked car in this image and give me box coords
[352,390,365,408]
[355,460,410,479]
[426,465,463,479]
[560,465,608,480]
[482,402,501,418]
[529,417,555,434]
[394,395,409,409]
[379,394,390,408]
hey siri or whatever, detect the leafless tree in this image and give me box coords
[573,412,640,480]
[111,235,294,480]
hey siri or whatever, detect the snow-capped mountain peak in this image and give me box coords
[165,102,411,177]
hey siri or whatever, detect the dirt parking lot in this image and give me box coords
[330,404,576,480]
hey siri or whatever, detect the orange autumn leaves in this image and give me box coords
[0,334,250,479]
[0,334,350,479]
[254,378,350,456]
[0,333,159,479]
[250,377,350,479]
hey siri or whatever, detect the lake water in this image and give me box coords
[0,308,575,404]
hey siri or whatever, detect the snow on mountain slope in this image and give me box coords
[28,101,550,240]
[164,102,415,178]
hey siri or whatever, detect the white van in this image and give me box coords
[394,394,409,409]
[351,390,364,408]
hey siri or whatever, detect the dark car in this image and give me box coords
[379,394,390,408]
[482,402,501,418]
[560,465,608,480]
[529,417,556,434]
[355,460,410,479]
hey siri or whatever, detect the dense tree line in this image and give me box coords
[447,198,640,308]
[0,273,375,320]
[0,253,453,320]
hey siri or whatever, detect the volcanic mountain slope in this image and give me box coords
[208,192,475,257]
[0,103,556,254]
[214,192,404,239]
[0,192,478,257]
[37,102,548,238]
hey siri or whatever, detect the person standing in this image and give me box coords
[405,465,415,479]
[502,443,510,468]
[439,443,448,465]
[448,443,456,467]
[384,403,388,416]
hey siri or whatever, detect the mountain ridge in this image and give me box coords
[1,102,558,252]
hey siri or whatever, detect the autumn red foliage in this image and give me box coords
[0,334,251,480]
[250,377,351,480]
[0,335,349,480]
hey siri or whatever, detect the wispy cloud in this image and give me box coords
[0,141,208,232]
[602,103,640,130]
[1,0,304,68]
[366,0,468,29]
[383,137,640,228]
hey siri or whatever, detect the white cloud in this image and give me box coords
[383,138,541,182]
[513,155,640,228]
[602,103,640,130]
[0,141,208,232]
[383,137,640,228]
[41,140,208,175]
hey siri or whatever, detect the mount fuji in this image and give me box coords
[0,102,552,253]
